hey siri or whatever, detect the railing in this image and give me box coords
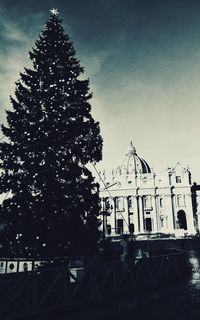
[0,250,190,320]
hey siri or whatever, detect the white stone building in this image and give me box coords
[98,142,197,238]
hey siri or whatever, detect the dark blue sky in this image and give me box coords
[1,0,200,179]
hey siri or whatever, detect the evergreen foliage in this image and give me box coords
[0,11,102,258]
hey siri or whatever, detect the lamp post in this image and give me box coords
[101,198,113,240]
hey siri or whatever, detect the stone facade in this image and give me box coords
[98,142,197,238]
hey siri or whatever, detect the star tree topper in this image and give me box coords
[50,8,59,15]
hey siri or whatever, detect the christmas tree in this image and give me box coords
[0,9,102,258]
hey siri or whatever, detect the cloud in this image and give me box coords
[0,20,30,43]
[80,48,112,78]
[0,13,44,125]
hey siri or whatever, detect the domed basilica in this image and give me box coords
[98,142,197,238]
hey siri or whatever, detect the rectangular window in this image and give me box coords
[106,224,111,235]
[145,218,152,232]
[176,176,181,183]
[117,219,123,234]
[129,223,134,233]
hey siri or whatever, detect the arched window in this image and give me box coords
[177,210,187,230]
[115,197,124,211]
[128,196,134,208]
[102,198,113,213]
[160,198,163,207]
[144,196,151,209]
[115,197,119,210]
[105,198,112,211]
[177,195,185,207]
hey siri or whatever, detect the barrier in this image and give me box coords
[0,250,190,320]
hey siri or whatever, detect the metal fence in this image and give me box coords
[0,250,190,320]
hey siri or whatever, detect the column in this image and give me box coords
[133,196,139,235]
[138,196,144,233]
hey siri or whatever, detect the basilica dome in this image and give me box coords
[120,141,151,175]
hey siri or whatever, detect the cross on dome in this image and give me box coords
[50,8,59,15]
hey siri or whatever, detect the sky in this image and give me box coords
[0,0,200,180]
